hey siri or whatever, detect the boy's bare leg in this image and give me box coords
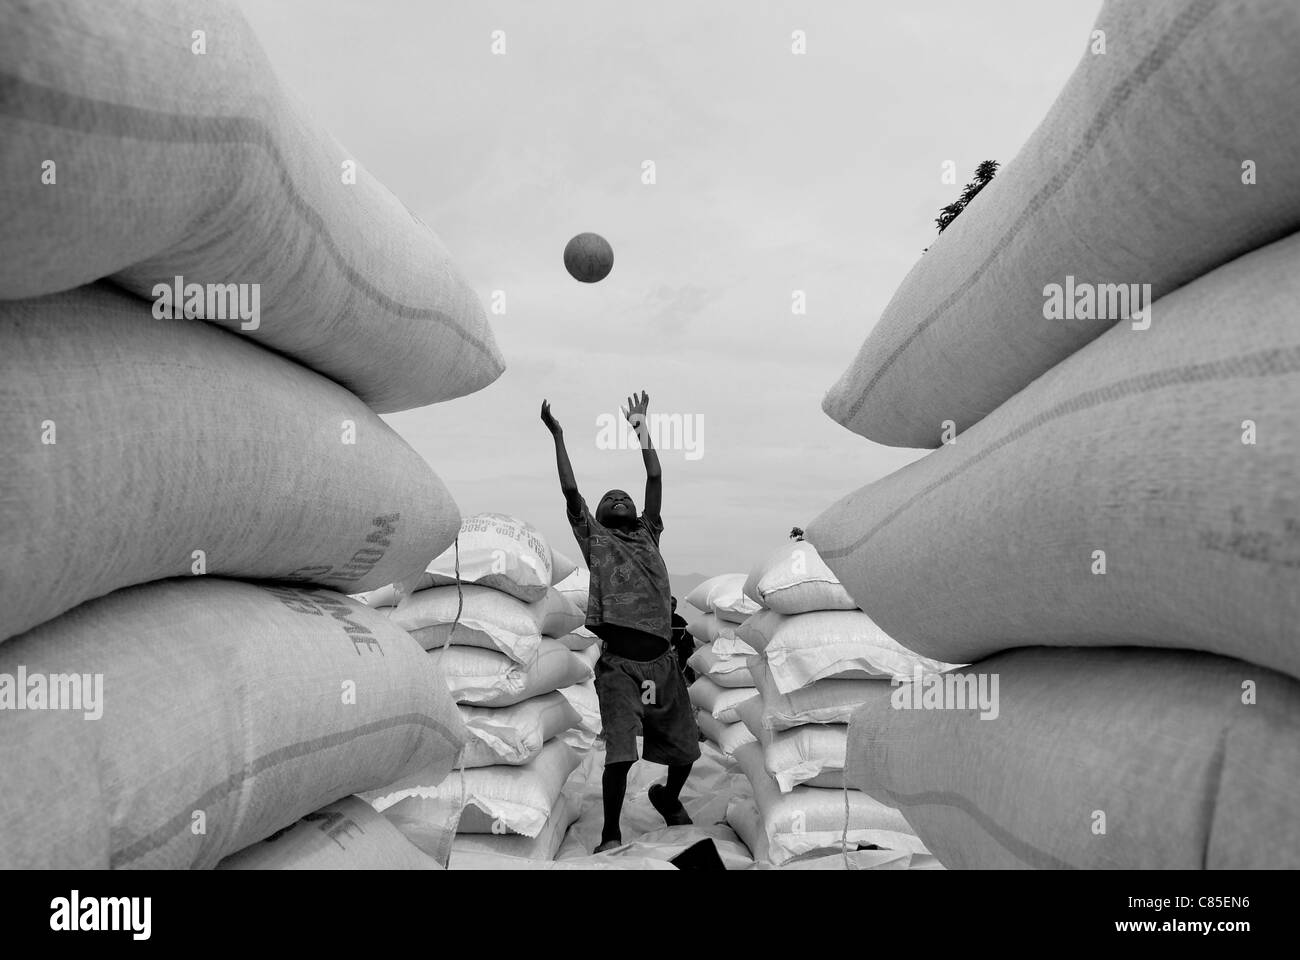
[598,760,634,850]
[663,762,692,803]
[648,763,694,826]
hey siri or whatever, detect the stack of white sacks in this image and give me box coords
[810,1,1300,869]
[552,566,604,757]
[0,1,502,870]
[355,514,601,864]
[684,575,762,756]
[721,540,953,867]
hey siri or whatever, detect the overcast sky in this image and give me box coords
[240,0,1101,575]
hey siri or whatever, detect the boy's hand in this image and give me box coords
[622,390,649,428]
[625,390,660,514]
[541,400,562,435]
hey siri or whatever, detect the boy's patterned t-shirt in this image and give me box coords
[567,498,672,641]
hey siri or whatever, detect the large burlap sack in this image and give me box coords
[0,283,459,644]
[738,609,955,694]
[846,648,1300,869]
[449,792,580,864]
[725,798,917,870]
[457,692,581,768]
[688,675,759,724]
[424,514,558,602]
[0,0,502,412]
[743,542,858,615]
[429,639,593,707]
[750,658,885,731]
[557,680,602,754]
[733,742,925,867]
[697,625,756,660]
[216,796,442,870]
[695,709,757,758]
[0,579,466,869]
[823,0,1300,447]
[685,614,756,658]
[810,232,1300,679]
[392,585,583,662]
[687,644,755,689]
[735,696,846,792]
[685,574,761,623]
[370,740,580,839]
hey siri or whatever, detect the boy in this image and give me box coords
[540,390,700,853]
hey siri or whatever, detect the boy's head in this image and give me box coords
[596,489,637,528]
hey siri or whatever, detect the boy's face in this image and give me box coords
[596,489,637,527]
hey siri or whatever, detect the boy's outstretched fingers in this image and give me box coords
[541,399,561,432]
[622,390,650,424]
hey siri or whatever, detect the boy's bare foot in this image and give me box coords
[648,784,692,826]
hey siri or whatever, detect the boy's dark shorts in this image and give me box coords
[595,645,702,766]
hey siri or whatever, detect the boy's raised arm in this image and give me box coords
[541,400,584,518]
[624,390,661,521]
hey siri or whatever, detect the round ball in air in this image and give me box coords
[563,232,614,283]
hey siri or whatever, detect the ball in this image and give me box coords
[563,232,614,283]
